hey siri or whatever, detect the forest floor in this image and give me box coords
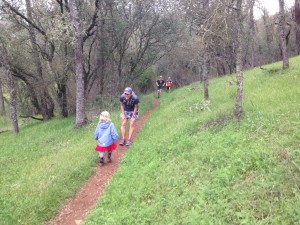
[46,99,159,225]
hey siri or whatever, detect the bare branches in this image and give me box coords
[84,0,100,41]
[2,0,46,36]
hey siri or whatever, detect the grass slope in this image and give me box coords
[0,96,153,225]
[0,57,299,224]
[84,58,300,224]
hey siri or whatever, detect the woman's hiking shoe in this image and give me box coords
[107,158,112,163]
[126,140,132,146]
[119,139,126,146]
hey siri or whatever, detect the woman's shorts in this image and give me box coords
[120,111,139,120]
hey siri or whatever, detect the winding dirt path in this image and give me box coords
[46,99,159,225]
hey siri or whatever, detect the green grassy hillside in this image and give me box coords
[0,57,299,225]
[0,96,153,225]
[84,58,300,224]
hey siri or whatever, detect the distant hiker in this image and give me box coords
[119,87,139,146]
[94,111,119,166]
[166,76,173,93]
[156,75,165,98]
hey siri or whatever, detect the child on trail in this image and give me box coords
[156,75,165,98]
[166,76,173,93]
[94,111,119,166]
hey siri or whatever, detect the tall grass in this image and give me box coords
[83,57,300,224]
[1,57,299,224]
[0,95,154,225]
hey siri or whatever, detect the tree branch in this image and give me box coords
[19,115,43,121]
[83,0,100,42]
[2,0,46,36]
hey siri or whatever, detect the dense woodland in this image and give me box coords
[0,0,299,131]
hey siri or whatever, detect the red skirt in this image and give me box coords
[95,142,117,152]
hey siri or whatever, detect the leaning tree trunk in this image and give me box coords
[295,0,300,54]
[68,0,87,128]
[0,77,6,119]
[0,44,19,134]
[278,0,289,69]
[234,0,244,120]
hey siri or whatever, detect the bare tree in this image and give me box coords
[234,0,244,120]
[278,0,289,69]
[295,0,300,54]
[102,0,178,91]
[0,44,19,134]
[1,0,56,119]
[68,0,88,128]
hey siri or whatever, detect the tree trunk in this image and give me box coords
[68,0,87,128]
[46,60,68,118]
[278,0,289,69]
[201,53,209,100]
[0,78,6,119]
[261,10,274,64]
[249,0,255,67]
[295,0,300,54]
[57,78,68,117]
[0,44,19,134]
[97,21,106,95]
[234,0,244,120]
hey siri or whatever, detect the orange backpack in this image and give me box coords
[166,80,172,87]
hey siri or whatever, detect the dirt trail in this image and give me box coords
[47,99,159,225]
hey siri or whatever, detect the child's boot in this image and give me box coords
[99,157,104,166]
[107,151,112,163]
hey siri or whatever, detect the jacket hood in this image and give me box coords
[99,122,110,129]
